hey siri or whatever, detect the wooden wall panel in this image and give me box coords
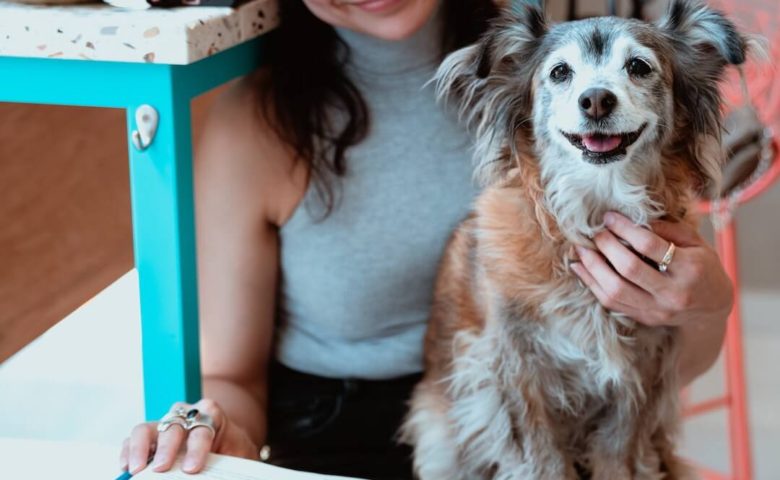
[0,89,219,362]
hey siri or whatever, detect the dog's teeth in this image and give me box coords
[582,134,621,153]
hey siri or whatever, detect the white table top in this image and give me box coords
[0,438,125,480]
[0,0,278,64]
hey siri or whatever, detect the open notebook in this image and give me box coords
[0,438,363,480]
[133,451,362,480]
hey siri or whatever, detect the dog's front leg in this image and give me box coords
[447,331,577,480]
[588,394,639,479]
[403,381,465,480]
[501,379,579,480]
[450,377,577,480]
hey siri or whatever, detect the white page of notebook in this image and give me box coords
[0,437,363,480]
[134,453,362,480]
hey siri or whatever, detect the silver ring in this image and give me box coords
[658,242,676,273]
[184,409,216,437]
[187,420,216,437]
[172,406,188,418]
[157,416,187,433]
[161,406,188,421]
[156,405,190,433]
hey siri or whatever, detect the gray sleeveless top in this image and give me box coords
[275,9,477,379]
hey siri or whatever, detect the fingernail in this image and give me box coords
[569,262,581,273]
[604,212,615,225]
[183,458,197,472]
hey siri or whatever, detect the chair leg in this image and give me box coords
[715,219,753,480]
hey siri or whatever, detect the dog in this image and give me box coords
[400,1,752,479]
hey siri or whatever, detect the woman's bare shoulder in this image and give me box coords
[196,72,307,227]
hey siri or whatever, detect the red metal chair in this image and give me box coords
[687,137,780,480]
[683,4,780,478]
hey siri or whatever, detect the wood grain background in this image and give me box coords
[0,90,219,362]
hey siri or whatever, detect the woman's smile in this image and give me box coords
[335,0,408,14]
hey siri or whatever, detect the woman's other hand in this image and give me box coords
[569,211,734,384]
[119,398,259,475]
[570,211,732,326]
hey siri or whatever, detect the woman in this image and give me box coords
[119,1,734,479]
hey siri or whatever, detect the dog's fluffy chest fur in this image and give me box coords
[466,172,681,418]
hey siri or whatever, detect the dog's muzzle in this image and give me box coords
[561,123,647,165]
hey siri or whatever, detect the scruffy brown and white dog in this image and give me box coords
[401,1,752,479]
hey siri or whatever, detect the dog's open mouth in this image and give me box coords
[561,124,647,164]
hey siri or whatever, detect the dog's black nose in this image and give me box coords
[578,88,617,120]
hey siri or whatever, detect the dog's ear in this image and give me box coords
[659,0,747,65]
[473,4,547,79]
[657,0,750,194]
[434,4,547,185]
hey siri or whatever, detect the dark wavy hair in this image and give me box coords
[253,0,501,217]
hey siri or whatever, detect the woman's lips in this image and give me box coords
[338,0,405,14]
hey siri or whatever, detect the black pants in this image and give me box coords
[265,362,421,480]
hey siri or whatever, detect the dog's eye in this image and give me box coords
[626,58,652,77]
[550,63,572,83]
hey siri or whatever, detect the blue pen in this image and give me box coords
[115,471,133,480]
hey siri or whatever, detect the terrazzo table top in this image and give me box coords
[0,0,278,64]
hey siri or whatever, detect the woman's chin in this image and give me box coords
[305,0,439,41]
[359,14,431,40]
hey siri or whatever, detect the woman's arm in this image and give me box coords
[569,211,733,386]
[675,306,728,386]
[194,76,309,457]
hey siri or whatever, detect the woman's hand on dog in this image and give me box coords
[569,211,733,327]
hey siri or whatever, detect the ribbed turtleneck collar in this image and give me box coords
[335,2,445,77]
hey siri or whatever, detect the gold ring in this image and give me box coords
[658,242,676,273]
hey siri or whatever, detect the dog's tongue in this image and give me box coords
[582,134,622,153]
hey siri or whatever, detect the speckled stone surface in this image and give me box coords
[0,0,278,64]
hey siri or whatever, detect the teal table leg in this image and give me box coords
[126,84,201,421]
